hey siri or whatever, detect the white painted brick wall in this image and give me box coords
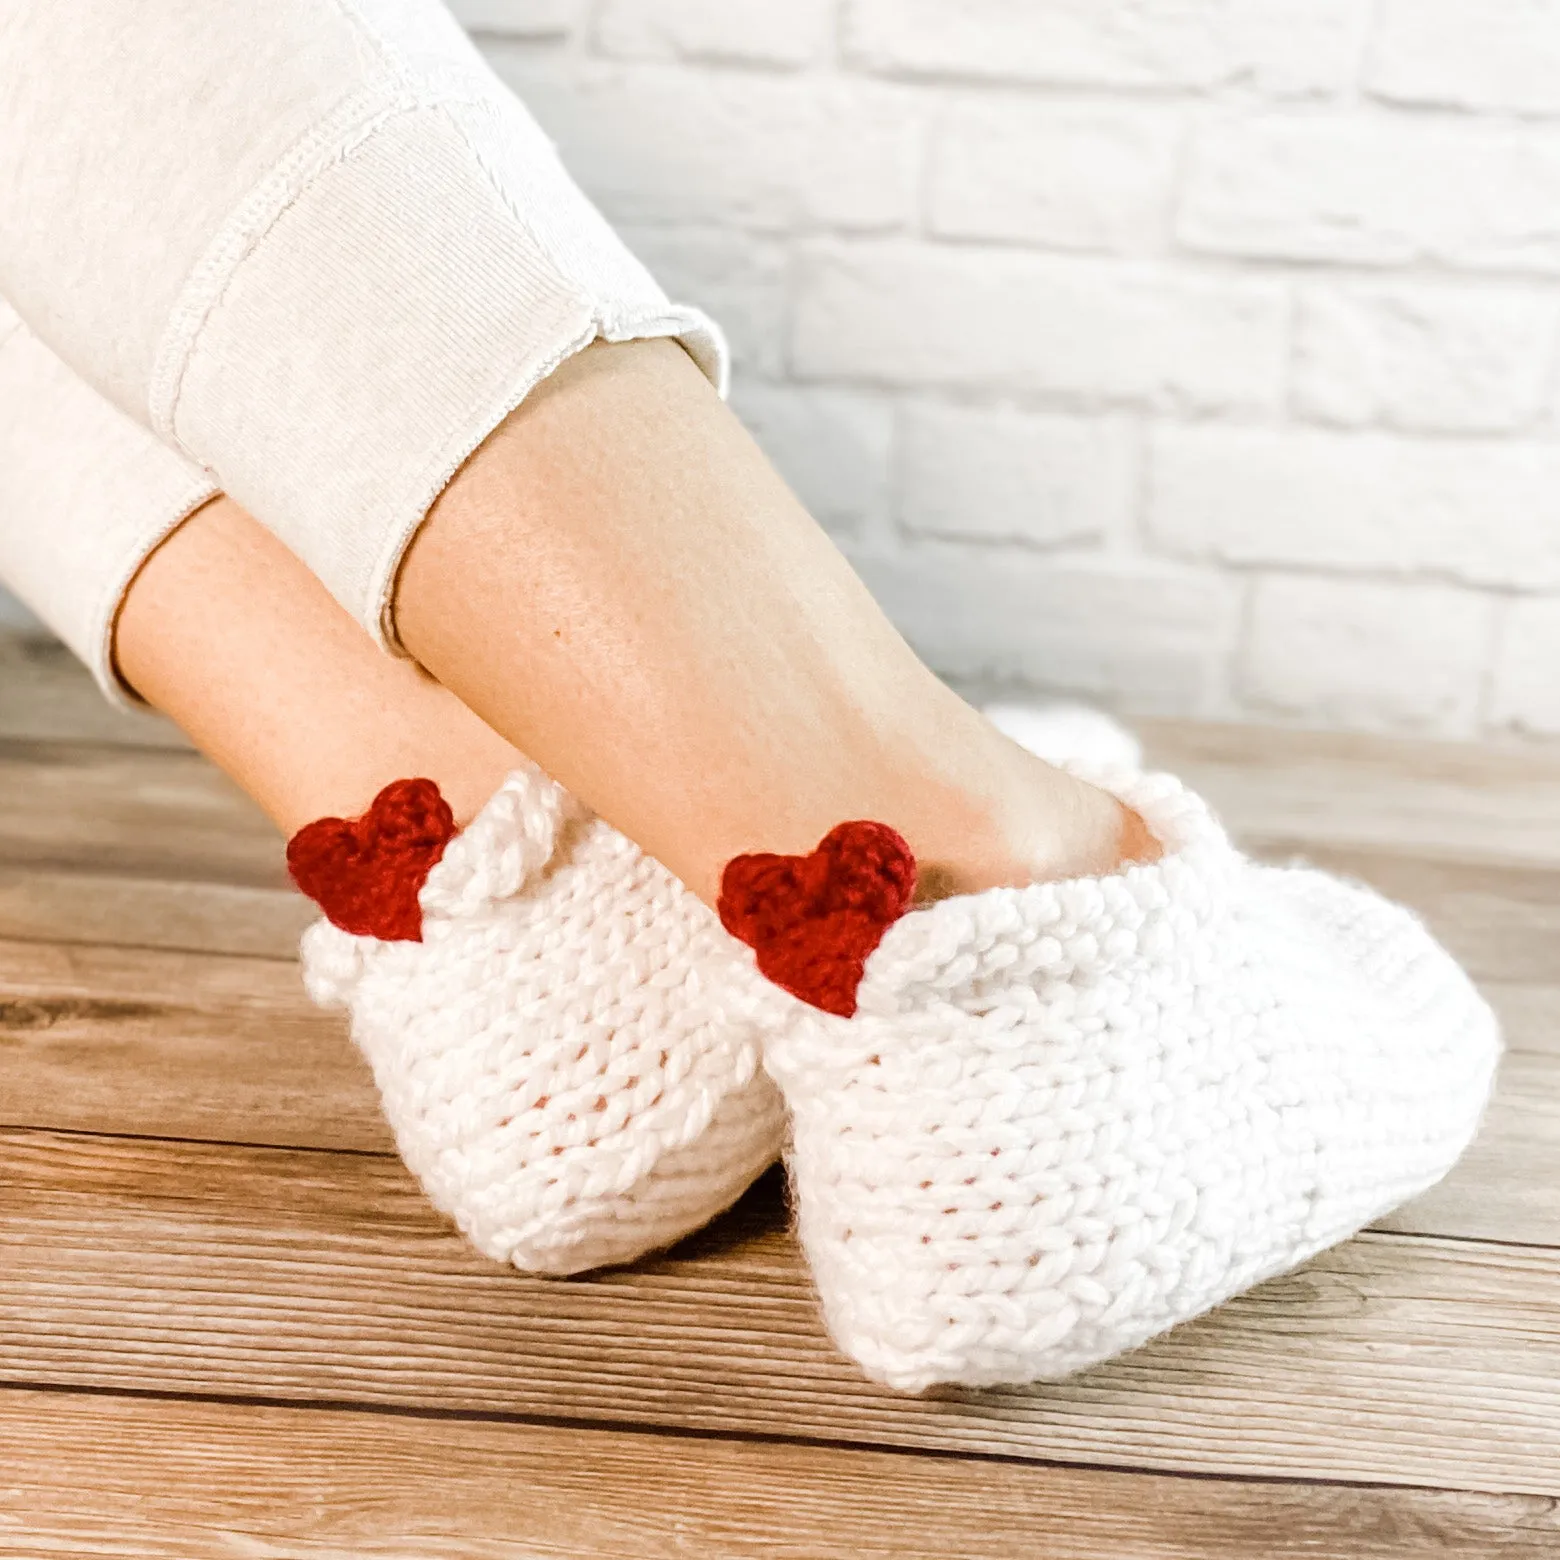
[472,1,1560,741]
[1241,575,1493,734]
[1179,112,1560,274]
[8,0,1560,744]
[1493,598,1560,735]
[1368,0,1560,117]
[790,242,1288,410]
[595,0,834,67]
[1292,284,1557,434]
[839,547,1241,712]
[491,61,919,232]
[927,101,1180,253]
[842,0,1367,96]
[1147,426,1560,589]
[896,405,1135,549]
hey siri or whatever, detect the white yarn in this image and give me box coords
[300,764,786,1275]
[982,700,1143,777]
[762,767,1501,1392]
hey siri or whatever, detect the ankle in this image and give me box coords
[888,699,1149,902]
[690,682,1146,914]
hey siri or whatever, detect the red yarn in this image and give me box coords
[286,777,458,942]
[718,820,918,1017]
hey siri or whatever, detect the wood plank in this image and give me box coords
[0,728,299,957]
[5,832,1555,984]
[3,937,1551,1246]
[0,862,310,959]
[3,1388,1552,1560]
[0,633,188,750]
[6,632,1560,878]
[4,821,1554,981]
[3,692,1559,971]
[1140,718,1560,871]
[0,740,282,888]
[0,940,387,1153]
[2,1128,1558,1496]
[1383,983,1560,1245]
[4,728,1558,975]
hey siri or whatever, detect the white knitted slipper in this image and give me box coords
[982,700,1142,774]
[290,762,786,1276]
[721,764,1501,1392]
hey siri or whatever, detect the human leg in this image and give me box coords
[0,2,1147,918]
[0,3,1498,1376]
[0,310,785,1274]
[395,338,1147,911]
[115,495,521,835]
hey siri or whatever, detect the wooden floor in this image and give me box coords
[3,628,1560,1558]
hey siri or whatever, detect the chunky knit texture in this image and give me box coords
[715,705,1145,1020]
[299,761,786,1275]
[757,759,1502,1392]
[981,700,1143,775]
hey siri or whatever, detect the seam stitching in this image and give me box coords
[146,82,423,448]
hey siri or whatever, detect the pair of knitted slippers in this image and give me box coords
[289,706,1500,1392]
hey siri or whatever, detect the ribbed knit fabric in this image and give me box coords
[758,763,1502,1392]
[0,301,219,706]
[0,1,726,654]
[301,759,785,1275]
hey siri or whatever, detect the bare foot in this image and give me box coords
[394,337,1154,913]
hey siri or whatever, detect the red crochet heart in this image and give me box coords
[286,777,458,943]
[718,820,918,1017]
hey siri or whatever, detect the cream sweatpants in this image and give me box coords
[0,1,725,704]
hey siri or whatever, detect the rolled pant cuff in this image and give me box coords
[0,313,219,708]
[153,90,728,652]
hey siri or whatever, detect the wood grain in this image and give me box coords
[4,936,1552,1247]
[2,1127,1558,1496]
[6,634,1560,1541]
[4,1387,1554,1560]
[4,733,1558,977]
[0,862,309,959]
[0,940,387,1153]
[0,740,282,888]
[6,820,1557,981]
[1140,718,1560,870]
[0,634,188,750]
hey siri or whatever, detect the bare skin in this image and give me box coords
[116,340,1151,907]
[396,337,1149,908]
[115,496,520,835]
